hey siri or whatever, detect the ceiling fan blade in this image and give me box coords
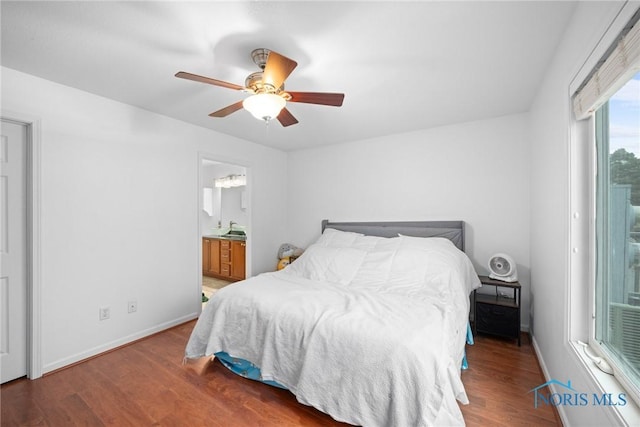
[262,51,298,90]
[175,71,245,91]
[209,101,244,118]
[287,91,344,107]
[277,108,299,127]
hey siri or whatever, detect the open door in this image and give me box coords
[1,119,28,383]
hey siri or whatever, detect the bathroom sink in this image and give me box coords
[204,226,246,240]
[221,234,246,241]
[222,230,246,240]
[207,228,230,237]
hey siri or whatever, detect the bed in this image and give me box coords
[186,220,481,426]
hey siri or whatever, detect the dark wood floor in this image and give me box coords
[462,333,561,426]
[2,321,560,426]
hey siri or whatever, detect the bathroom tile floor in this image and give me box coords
[202,276,232,304]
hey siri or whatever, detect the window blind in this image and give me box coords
[573,11,640,120]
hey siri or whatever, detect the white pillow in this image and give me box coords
[315,227,363,248]
[349,235,473,298]
[397,233,456,250]
[285,244,366,285]
[349,236,399,286]
[351,234,388,251]
[395,234,481,295]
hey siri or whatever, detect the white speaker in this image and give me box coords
[488,253,518,282]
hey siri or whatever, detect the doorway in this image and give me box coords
[199,156,249,305]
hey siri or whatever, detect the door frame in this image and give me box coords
[197,152,252,308]
[1,111,42,379]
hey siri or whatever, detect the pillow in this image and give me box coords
[351,234,388,251]
[396,234,481,295]
[284,244,366,285]
[349,236,399,287]
[348,234,480,299]
[315,227,363,248]
[397,233,456,249]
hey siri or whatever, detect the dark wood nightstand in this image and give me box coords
[473,275,521,346]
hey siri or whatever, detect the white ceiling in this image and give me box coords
[1,1,576,151]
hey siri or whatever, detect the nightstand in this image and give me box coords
[473,275,521,346]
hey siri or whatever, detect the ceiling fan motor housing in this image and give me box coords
[488,253,518,282]
[245,71,284,94]
[251,48,271,70]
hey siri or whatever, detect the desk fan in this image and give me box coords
[488,253,518,282]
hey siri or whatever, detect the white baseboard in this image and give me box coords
[42,313,199,374]
[531,335,569,426]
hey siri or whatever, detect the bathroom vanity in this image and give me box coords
[202,236,246,281]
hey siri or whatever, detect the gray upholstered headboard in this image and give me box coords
[321,220,465,252]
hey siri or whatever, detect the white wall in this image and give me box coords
[220,186,247,228]
[287,114,531,328]
[1,67,287,373]
[529,1,633,425]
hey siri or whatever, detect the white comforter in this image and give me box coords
[186,233,481,427]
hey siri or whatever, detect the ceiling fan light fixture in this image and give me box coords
[243,93,285,122]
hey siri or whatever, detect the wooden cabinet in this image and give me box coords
[231,240,246,280]
[210,239,221,275]
[202,238,210,273]
[202,237,245,281]
[202,238,221,276]
[220,240,231,278]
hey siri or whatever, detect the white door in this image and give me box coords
[0,120,27,383]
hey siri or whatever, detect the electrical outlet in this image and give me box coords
[99,306,110,320]
[128,300,137,313]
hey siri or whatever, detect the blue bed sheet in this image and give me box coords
[462,322,474,370]
[215,351,287,389]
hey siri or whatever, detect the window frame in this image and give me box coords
[567,92,640,427]
[589,99,640,407]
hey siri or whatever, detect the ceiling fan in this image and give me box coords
[175,48,345,127]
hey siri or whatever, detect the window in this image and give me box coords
[570,7,640,408]
[594,71,640,402]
